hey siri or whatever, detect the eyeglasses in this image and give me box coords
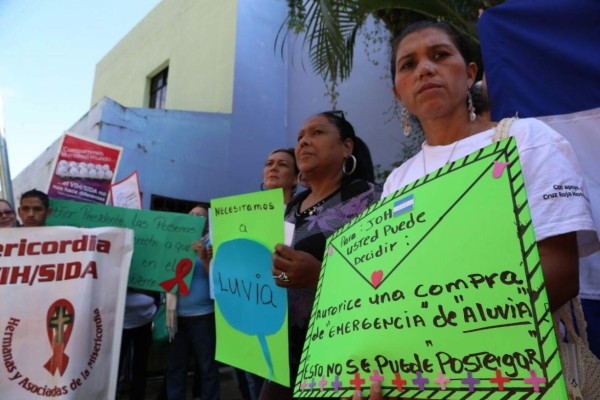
[329,110,346,120]
[0,210,15,217]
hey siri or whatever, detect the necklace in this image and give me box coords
[294,185,342,218]
[421,138,462,176]
[295,198,326,217]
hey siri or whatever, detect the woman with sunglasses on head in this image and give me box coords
[344,19,597,400]
[0,199,18,227]
[260,111,381,400]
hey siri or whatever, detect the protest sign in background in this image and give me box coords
[47,133,122,204]
[294,139,567,399]
[0,226,133,399]
[47,199,204,293]
[110,170,142,209]
[211,189,289,386]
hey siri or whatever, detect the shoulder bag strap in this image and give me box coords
[492,116,519,143]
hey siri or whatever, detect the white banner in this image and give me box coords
[0,226,133,399]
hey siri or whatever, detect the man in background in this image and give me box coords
[18,188,52,227]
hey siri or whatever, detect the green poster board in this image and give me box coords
[47,199,204,293]
[294,138,567,398]
[211,189,289,386]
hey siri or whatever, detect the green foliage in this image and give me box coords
[279,0,506,92]
[286,0,308,34]
[277,0,366,84]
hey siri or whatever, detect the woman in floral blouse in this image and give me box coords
[259,111,382,400]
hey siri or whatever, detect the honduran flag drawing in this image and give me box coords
[478,0,600,303]
[393,194,414,217]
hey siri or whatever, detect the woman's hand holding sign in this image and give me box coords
[272,244,321,288]
[193,239,212,274]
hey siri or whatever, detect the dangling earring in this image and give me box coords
[402,108,411,136]
[297,172,305,186]
[260,182,266,190]
[467,89,476,122]
[342,155,357,176]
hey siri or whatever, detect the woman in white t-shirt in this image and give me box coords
[383,20,597,312]
[344,20,597,400]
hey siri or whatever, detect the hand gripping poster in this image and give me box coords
[47,132,122,204]
[0,226,133,399]
[294,138,568,399]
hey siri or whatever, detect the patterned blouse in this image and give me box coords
[284,179,382,379]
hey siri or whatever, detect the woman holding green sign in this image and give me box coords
[260,111,381,400]
[383,20,596,313]
[346,19,597,400]
[230,149,300,400]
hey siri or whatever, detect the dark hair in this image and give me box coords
[316,111,375,183]
[471,80,490,115]
[21,189,50,209]
[390,20,474,83]
[269,148,299,175]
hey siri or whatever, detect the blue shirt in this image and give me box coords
[177,257,214,316]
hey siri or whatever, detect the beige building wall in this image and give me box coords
[91,0,237,113]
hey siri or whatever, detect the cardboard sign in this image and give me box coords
[211,189,289,386]
[46,199,204,293]
[0,226,133,399]
[47,133,122,204]
[294,138,567,399]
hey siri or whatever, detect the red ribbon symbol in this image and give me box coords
[160,258,193,295]
[44,299,75,376]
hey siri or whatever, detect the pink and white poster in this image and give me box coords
[110,171,142,209]
[47,133,122,204]
[0,226,133,399]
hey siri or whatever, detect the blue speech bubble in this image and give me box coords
[213,238,286,379]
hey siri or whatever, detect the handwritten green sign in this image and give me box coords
[211,189,289,386]
[294,138,567,399]
[47,198,204,293]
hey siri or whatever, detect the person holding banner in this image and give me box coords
[228,148,299,400]
[118,289,159,400]
[261,111,381,400]
[165,205,220,400]
[18,189,52,227]
[262,148,299,205]
[346,18,598,400]
[0,199,18,227]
